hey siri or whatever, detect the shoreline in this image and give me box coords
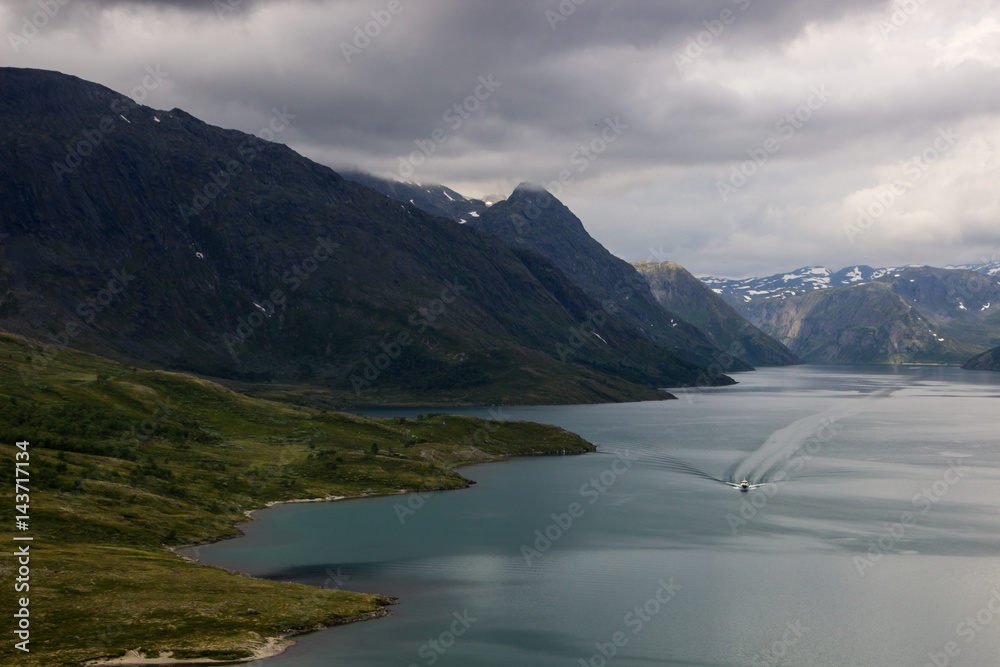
[148,448,592,666]
[84,604,398,666]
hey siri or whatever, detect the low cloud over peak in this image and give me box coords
[5,0,999,276]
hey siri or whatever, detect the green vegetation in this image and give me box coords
[0,333,594,665]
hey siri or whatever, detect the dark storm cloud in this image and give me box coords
[5,0,1000,276]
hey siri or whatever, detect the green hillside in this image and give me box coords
[0,333,593,665]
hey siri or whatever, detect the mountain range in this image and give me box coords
[633,261,800,367]
[0,67,782,407]
[353,174,803,373]
[2,65,995,414]
[704,265,1000,365]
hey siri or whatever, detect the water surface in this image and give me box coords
[186,366,1000,666]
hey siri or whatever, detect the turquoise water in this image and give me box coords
[185,366,1000,666]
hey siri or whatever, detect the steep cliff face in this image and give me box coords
[0,67,729,402]
[633,261,800,367]
[707,264,1000,365]
[752,282,964,363]
[469,184,751,375]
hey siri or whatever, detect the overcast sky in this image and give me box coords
[4,0,1000,277]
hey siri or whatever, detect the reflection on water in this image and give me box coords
[185,365,1000,666]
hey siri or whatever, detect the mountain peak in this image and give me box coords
[472,183,589,243]
[510,181,549,196]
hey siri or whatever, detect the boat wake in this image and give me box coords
[724,388,896,486]
[641,388,897,490]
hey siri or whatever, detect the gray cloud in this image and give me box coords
[4,0,1000,276]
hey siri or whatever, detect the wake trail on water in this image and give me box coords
[636,387,898,489]
[724,387,897,485]
[638,452,730,485]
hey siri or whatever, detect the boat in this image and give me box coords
[739,479,750,492]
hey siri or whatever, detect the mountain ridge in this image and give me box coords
[0,67,730,404]
[705,263,1000,364]
[633,261,801,367]
[468,182,752,377]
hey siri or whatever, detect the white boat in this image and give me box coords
[739,479,750,492]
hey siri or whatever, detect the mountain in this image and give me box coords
[467,183,752,377]
[962,346,1000,371]
[749,281,959,363]
[720,265,1000,364]
[632,261,800,366]
[702,265,898,315]
[342,171,494,223]
[0,67,730,404]
[948,260,1000,277]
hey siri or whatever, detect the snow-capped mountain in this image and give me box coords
[701,265,905,305]
[701,264,1000,365]
[701,263,1000,307]
[947,260,1000,277]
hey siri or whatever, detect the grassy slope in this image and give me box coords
[0,333,594,665]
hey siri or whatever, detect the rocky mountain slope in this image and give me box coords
[750,282,959,363]
[715,265,1000,364]
[361,175,798,369]
[468,183,753,376]
[633,261,800,367]
[342,171,492,223]
[0,67,732,404]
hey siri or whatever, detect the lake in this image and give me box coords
[184,366,1000,666]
